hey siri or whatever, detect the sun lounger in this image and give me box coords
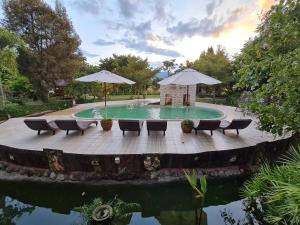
[55,119,98,135]
[219,119,252,135]
[118,120,144,136]
[24,119,58,135]
[146,120,167,136]
[194,120,221,136]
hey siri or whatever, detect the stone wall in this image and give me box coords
[160,85,197,106]
[0,137,292,181]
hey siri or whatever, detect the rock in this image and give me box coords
[43,170,50,177]
[56,173,65,181]
[69,173,76,181]
[49,172,57,179]
[150,171,158,179]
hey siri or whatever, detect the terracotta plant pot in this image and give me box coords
[181,120,194,133]
[101,119,113,131]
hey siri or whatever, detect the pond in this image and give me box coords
[0,178,257,225]
[74,105,224,120]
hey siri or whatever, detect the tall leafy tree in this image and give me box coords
[162,59,176,76]
[3,0,84,101]
[0,27,33,103]
[233,0,300,135]
[99,54,159,96]
[188,46,232,83]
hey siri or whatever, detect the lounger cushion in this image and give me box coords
[146,120,167,131]
[24,119,58,131]
[118,120,143,131]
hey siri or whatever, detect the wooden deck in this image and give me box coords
[0,101,289,155]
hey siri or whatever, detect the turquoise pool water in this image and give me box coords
[74,105,224,120]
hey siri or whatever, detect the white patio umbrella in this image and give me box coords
[75,70,135,107]
[158,68,221,105]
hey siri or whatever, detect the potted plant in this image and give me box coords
[100,118,113,131]
[181,120,194,133]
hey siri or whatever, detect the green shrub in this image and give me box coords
[242,145,300,225]
[0,100,73,120]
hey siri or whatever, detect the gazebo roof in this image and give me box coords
[158,68,221,86]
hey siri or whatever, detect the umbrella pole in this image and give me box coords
[186,85,189,106]
[104,82,107,119]
[104,82,107,107]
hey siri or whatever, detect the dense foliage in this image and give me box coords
[3,0,84,101]
[188,46,232,83]
[0,28,33,103]
[233,0,300,135]
[242,145,300,225]
[99,54,160,96]
[0,100,73,120]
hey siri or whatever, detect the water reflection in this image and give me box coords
[0,179,256,225]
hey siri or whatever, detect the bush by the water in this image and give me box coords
[242,145,300,225]
[0,100,73,120]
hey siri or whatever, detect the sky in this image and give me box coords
[2,0,277,66]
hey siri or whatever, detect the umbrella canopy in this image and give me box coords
[75,70,135,108]
[158,68,221,86]
[76,70,135,85]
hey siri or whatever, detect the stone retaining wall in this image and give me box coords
[0,137,292,183]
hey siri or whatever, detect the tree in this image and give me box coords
[0,27,33,104]
[3,0,84,101]
[66,63,102,101]
[162,59,176,76]
[233,0,300,135]
[188,46,232,83]
[99,54,159,96]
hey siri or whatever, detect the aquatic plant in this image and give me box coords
[74,196,141,225]
[184,169,207,225]
[242,145,300,225]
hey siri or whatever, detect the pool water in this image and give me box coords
[0,179,257,225]
[74,105,224,120]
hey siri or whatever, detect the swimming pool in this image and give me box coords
[74,105,224,120]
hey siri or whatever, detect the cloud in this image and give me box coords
[167,6,245,38]
[206,0,223,15]
[118,39,182,57]
[118,0,138,18]
[153,0,174,24]
[69,0,103,15]
[167,17,224,38]
[93,39,115,46]
[258,0,276,11]
[131,21,152,39]
[81,49,100,58]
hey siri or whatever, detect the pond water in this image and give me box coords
[74,105,224,120]
[0,178,257,225]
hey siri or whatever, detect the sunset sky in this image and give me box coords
[2,0,277,66]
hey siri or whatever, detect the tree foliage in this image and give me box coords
[3,0,84,101]
[99,54,159,95]
[188,45,232,83]
[233,0,300,135]
[0,27,33,102]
